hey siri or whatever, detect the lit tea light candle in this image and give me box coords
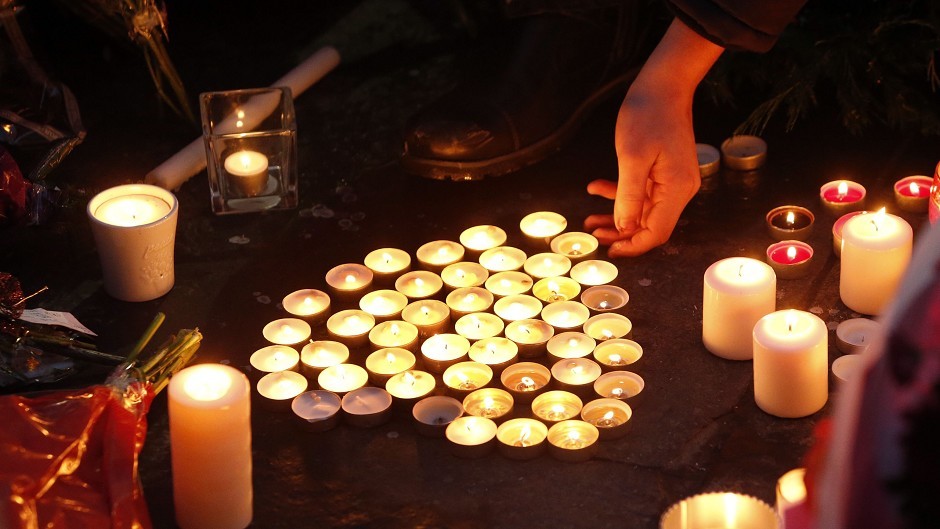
[401,299,450,339]
[442,361,494,398]
[325,309,376,349]
[541,300,590,331]
[500,361,551,403]
[479,246,528,273]
[702,257,776,360]
[359,289,409,322]
[385,369,436,406]
[262,318,311,346]
[523,252,572,280]
[317,363,368,396]
[832,209,868,258]
[766,205,815,241]
[551,358,602,398]
[720,134,767,171]
[363,247,411,286]
[454,312,505,341]
[416,240,465,273]
[835,317,881,355]
[412,395,464,437]
[445,416,498,458]
[820,179,866,214]
[519,211,567,244]
[445,286,494,319]
[840,208,913,315]
[421,333,471,373]
[291,390,342,432]
[531,390,583,424]
[299,340,349,378]
[493,294,543,323]
[459,225,508,255]
[257,370,309,412]
[592,339,642,371]
[582,313,633,341]
[484,271,535,298]
[581,398,633,440]
[660,492,777,529]
[696,143,720,177]
[504,319,554,358]
[463,387,514,422]
[364,347,416,385]
[831,354,862,387]
[249,345,300,380]
[593,371,645,401]
[368,320,420,353]
[532,276,581,303]
[441,262,489,290]
[569,260,618,286]
[394,270,444,300]
[467,337,519,374]
[223,150,269,197]
[546,332,596,361]
[282,288,331,324]
[753,309,828,418]
[496,418,548,460]
[894,175,933,213]
[324,263,374,302]
[580,285,629,314]
[546,420,599,462]
[549,232,598,262]
[341,387,394,428]
[765,240,814,280]
[777,467,810,529]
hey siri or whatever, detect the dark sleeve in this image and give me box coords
[664,0,809,52]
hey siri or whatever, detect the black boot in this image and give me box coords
[401,3,661,181]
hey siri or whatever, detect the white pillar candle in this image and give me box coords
[223,150,269,197]
[441,262,490,290]
[702,257,776,360]
[840,209,913,315]
[478,246,527,273]
[416,240,465,272]
[776,467,810,529]
[523,252,572,280]
[492,294,543,322]
[484,271,535,298]
[753,309,828,418]
[169,364,252,529]
[445,287,495,319]
[569,260,618,286]
[459,224,507,253]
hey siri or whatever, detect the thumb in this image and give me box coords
[615,151,653,234]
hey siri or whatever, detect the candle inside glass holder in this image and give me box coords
[282,288,331,323]
[441,262,489,290]
[394,270,444,300]
[519,211,567,244]
[546,332,596,361]
[401,299,450,339]
[365,347,417,384]
[504,319,554,358]
[531,390,583,423]
[479,246,527,273]
[500,361,551,403]
[583,313,633,341]
[546,420,599,462]
[580,285,629,313]
[368,320,420,352]
[463,387,515,422]
[523,252,572,280]
[326,309,376,349]
[421,333,471,373]
[496,418,548,460]
[445,287,495,319]
[532,276,581,303]
[549,232,598,262]
[459,225,507,254]
[445,416,498,458]
[592,339,642,370]
[569,260,618,286]
[359,289,409,322]
[442,361,494,398]
[300,340,350,378]
[291,390,342,432]
[467,337,519,373]
[412,395,464,437]
[416,240,465,272]
[484,271,534,298]
[324,263,374,301]
[454,312,505,341]
[581,398,632,440]
[262,318,311,346]
[317,364,368,396]
[493,294,543,323]
[540,300,590,331]
[594,371,645,401]
[363,248,411,285]
[249,345,300,379]
[342,387,394,428]
[257,370,309,412]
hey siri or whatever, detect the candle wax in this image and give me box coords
[769,245,812,264]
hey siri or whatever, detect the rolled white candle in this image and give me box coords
[702,257,776,360]
[840,209,913,315]
[753,310,828,418]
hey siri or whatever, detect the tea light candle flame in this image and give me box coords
[382,252,392,264]
[909,182,920,195]
[610,387,624,398]
[548,404,566,421]
[786,211,796,226]
[464,293,477,304]
[601,329,614,340]
[345,274,356,284]
[786,245,797,261]
[563,430,584,449]
[386,352,396,365]
[404,370,417,387]
[837,181,848,197]
[415,277,425,287]
[596,410,618,427]
[515,425,532,447]
[608,353,624,365]
[518,376,537,391]
[455,371,476,390]
[570,243,582,256]
[872,207,887,232]
[390,323,400,336]
[599,301,609,309]
[786,312,798,333]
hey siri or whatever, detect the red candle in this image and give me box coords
[820,180,866,213]
[766,240,814,279]
[769,243,812,264]
[894,175,933,213]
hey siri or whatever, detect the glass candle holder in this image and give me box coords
[200,87,297,214]
[497,418,548,460]
[463,387,515,423]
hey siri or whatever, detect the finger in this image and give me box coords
[583,214,615,231]
[607,229,669,257]
[592,227,626,246]
[586,179,617,200]
[615,152,655,234]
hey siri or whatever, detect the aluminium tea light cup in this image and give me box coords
[766,205,815,241]
[531,390,583,424]
[445,416,498,458]
[592,339,642,371]
[532,276,581,303]
[463,387,515,423]
[441,262,489,290]
[696,143,720,177]
[549,232,598,262]
[416,240,465,273]
[262,318,311,346]
[766,240,814,280]
[519,211,567,246]
[401,299,450,340]
[580,285,629,314]
[368,320,419,353]
[546,332,596,361]
[594,371,645,402]
[249,345,300,382]
[421,333,471,373]
[500,361,552,404]
[540,300,590,332]
[660,492,777,529]
[324,263,374,304]
[257,370,309,412]
[412,395,464,437]
[569,259,618,287]
[299,340,350,378]
[467,337,519,374]
[550,358,602,399]
[831,354,862,387]
[583,313,633,341]
[459,225,508,256]
[317,364,368,397]
[282,288,331,324]
[493,294,543,323]
[835,317,882,355]
[326,309,376,349]
[478,246,528,273]
[581,398,633,440]
[454,312,505,341]
[894,175,933,213]
[442,361,494,398]
[832,210,868,257]
[385,369,436,408]
[291,390,342,432]
[394,270,444,301]
[363,247,411,287]
[720,135,767,171]
[504,319,554,358]
[820,179,866,214]
[497,418,548,460]
[523,252,572,280]
[546,420,599,462]
[365,347,417,385]
[342,386,394,428]
[484,271,535,298]
[445,287,494,319]
[358,289,409,322]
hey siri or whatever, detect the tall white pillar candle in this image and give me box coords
[702,257,776,360]
[839,209,913,315]
[753,310,828,418]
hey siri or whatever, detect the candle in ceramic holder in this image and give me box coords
[445,416,498,458]
[395,270,444,301]
[820,179,866,214]
[262,318,311,346]
[660,492,777,529]
[249,345,299,382]
[459,224,507,257]
[696,143,720,177]
[580,285,629,314]
[358,289,409,322]
[445,287,494,319]
[324,263,374,303]
[468,337,519,374]
[368,320,420,353]
[299,340,349,379]
[550,232,598,262]
[168,364,252,529]
[500,361,551,403]
[546,332,596,361]
[363,247,411,287]
[546,420,599,462]
[531,390,583,424]
[479,246,527,273]
[720,135,767,171]
[412,395,464,437]
[592,339,642,371]
[493,294,543,323]
[766,205,815,241]
[569,260,618,287]
[421,333,471,373]
[532,276,581,303]
[325,309,376,349]
[341,386,394,428]
[524,254,572,284]
[317,364,369,397]
[401,299,450,339]
[223,150,269,197]
[753,309,828,418]
[832,210,868,258]
[831,354,862,387]
[777,467,810,529]
[385,369,436,407]
[519,211,567,246]
[835,317,881,355]
[504,319,554,358]
[497,418,548,460]
[291,390,341,432]
[840,209,913,315]
[594,371,645,402]
[416,240,465,273]
[257,370,309,412]
[702,257,776,360]
[551,358,602,398]
[766,240,814,280]
[454,312,505,341]
[282,288,331,324]
[365,347,416,385]
[441,262,489,290]
[484,271,535,298]
[541,300,590,332]
[583,313,633,341]
[894,175,933,213]
[581,398,632,440]
[463,387,515,423]
[442,361,494,398]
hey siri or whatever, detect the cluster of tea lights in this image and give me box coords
[249,211,647,461]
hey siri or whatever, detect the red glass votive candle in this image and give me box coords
[893,175,932,213]
[765,240,814,280]
[819,180,866,214]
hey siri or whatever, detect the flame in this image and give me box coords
[183,367,232,401]
[382,252,392,263]
[344,273,356,284]
[404,370,417,386]
[455,371,470,384]
[588,265,598,275]
[786,245,797,261]
[837,181,848,197]
[542,257,552,268]
[385,352,396,365]
[567,338,579,348]
[483,396,495,410]
[390,323,400,336]
[599,301,609,309]
[520,376,536,389]
[500,279,511,289]
[456,268,466,279]
[723,493,739,528]
[518,424,532,446]
[303,296,314,306]
[437,247,448,257]
[785,211,796,225]
[602,329,614,339]
[548,281,560,294]
[909,182,920,195]
[609,353,622,364]
[785,311,799,333]
[611,387,624,398]
[602,410,615,421]
[872,207,887,232]
[464,293,477,304]
[414,277,425,287]
[571,243,582,253]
